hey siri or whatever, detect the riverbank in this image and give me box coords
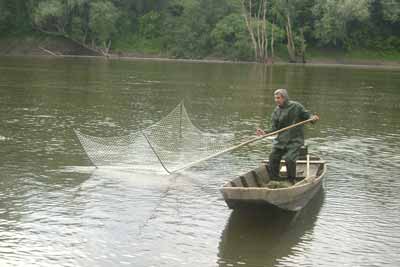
[0,35,99,57]
[1,35,399,67]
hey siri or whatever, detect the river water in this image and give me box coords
[0,57,399,267]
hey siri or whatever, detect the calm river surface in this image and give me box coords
[1,56,400,267]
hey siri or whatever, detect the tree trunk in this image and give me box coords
[101,40,112,57]
[241,0,258,60]
[241,0,269,63]
[286,14,296,62]
[299,28,306,63]
[270,21,274,63]
[261,0,268,62]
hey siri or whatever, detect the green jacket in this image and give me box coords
[270,100,311,149]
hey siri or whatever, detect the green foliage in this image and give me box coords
[33,0,65,32]
[89,1,119,45]
[312,0,371,48]
[160,0,240,58]
[70,16,85,42]
[31,0,87,35]
[308,47,400,62]
[0,1,12,34]
[139,11,161,39]
[113,33,162,54]
[366,35,400,52]
[211,14,252,60]
[381,0,400,23]
[0,1,32,34]
[115,13,134,36]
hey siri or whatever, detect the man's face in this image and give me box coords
[274,94,285,107]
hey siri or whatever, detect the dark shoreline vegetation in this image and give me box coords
[1,34,399,68]
[0,0,399,66]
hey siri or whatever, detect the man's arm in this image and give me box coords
[298,103,312,120]
[256,110,278,136]
[298,102,319,122]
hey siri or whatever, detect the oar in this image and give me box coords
[170,117,316,173]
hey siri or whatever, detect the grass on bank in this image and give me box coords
[306,48,400,64]
[112,34,164,56]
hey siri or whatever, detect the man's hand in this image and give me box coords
[256,128,266,136]
[311,114,320,122]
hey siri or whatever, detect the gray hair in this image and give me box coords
[274,88,288,100]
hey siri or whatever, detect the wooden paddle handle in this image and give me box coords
[171,118,316,173]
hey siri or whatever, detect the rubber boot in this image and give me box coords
[268,159,281,180]
[286,161,297,184]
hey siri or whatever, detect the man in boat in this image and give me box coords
[256,89,319,184]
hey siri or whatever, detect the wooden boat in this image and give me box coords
[220,155,327,211]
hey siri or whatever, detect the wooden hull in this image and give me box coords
[220,156,327,211]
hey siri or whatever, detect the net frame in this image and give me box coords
[75,101,235,173]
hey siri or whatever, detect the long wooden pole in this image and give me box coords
[171,118,315,173]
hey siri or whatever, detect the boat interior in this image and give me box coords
[225,156,325,188]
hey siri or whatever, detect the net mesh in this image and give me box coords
[75,102,235,173]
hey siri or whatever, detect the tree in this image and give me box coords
[29,0,119,55]
[32,0,66,34]
[359,0,400,51]
[161,0,238,58]
[89,0,120,54]
[381,0,400,23]
[312,0,371,48]
[0,0,13,34]
[211,13,253,60]
[241,0,270,62]
[0,0,32,34]
[138,11,161,39]
[270,0,315,62]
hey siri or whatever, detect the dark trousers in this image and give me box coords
[268,146,300,181]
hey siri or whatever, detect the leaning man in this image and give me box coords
[256,89,319,184]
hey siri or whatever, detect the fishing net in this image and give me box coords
[75,101,235,173]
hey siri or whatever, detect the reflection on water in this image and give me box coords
[0,168,92,267]
[218,190,324,267]
[0,57,400,266]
